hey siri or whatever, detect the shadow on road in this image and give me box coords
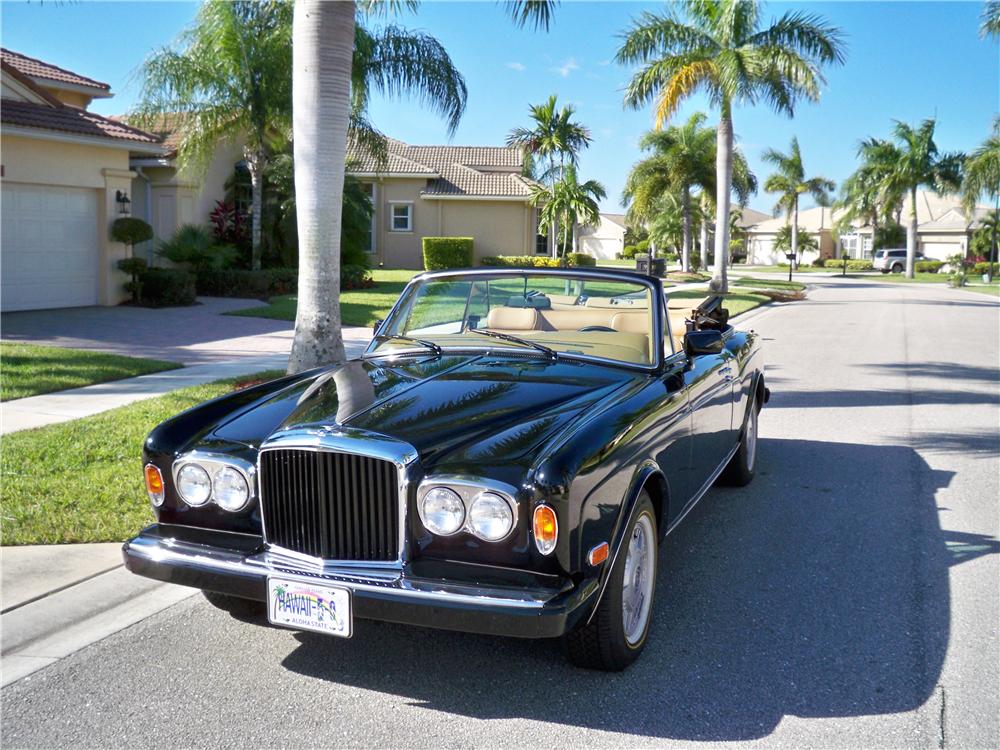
[280,437,994,741]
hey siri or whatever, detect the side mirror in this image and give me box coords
[372,318,383,336]
[685,329,724,357]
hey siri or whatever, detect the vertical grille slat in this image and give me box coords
[260,449,399,562]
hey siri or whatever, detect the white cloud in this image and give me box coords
[551,58,580,77]
[506,62,526,72]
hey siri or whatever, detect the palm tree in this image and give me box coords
[962,118,1000,214]
[883,119,964,278]
[773,224,818,254]
[134,0,294,271]
[835,137,903,259]
[978,208,999,283]
[531,165,606,260]
[762,137,834,267]
[982,0,1000,38]
[617,0,845,292]
[648,193,685,255]
[288,0,555,373]
[507,95,592,257]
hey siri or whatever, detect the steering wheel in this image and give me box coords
[577,325,616,333]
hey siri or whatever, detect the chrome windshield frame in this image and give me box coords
[367,267,667,373]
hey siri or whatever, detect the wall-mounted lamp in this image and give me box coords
[115,190,131,215]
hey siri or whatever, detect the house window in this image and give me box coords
[390,202,412,232]
[361,183,376,253]
[535,212,549,255]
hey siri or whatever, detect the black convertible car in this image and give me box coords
[125,267,767,670]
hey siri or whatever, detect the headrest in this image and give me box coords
[486,306,539,331]
[506,294,551,309]
[611,312,649,335]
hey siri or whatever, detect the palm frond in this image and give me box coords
[502,0,558,31]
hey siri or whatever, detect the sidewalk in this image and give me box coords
[1,329,373,435]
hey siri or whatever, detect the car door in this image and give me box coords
[684,346,735,492]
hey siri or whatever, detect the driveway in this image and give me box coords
[1,297,369,365]
[2,278,998,749]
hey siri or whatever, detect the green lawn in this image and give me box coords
[732,276,807,292]
[665,289,772,318]
[739,265,835,274]
[846,272,1000,296]
[227,268,419,327]
[0,370,285,545]
[0,343,181,402]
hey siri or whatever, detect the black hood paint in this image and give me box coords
[210,354,639,469]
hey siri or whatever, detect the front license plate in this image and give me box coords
[267,577,352,638]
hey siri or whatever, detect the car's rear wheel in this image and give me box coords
[202,590,267,620]
[891,262,904,274]
[564,493,657,671]
[720,398,759,486]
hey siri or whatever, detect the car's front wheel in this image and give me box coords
[720,398,759,486]
[891,262,904,273]
[564,493,658,671]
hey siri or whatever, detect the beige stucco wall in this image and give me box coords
[374,178,438,268]
[1,134,134,305]
[48,89,93,109]
[438,200,534,264]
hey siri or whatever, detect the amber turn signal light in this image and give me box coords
[587,542,609,567]
[144,463,165,507]
[532,505,558,555]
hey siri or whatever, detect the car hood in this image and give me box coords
[211,354,637,469]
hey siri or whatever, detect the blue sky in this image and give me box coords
[2,1,996,214]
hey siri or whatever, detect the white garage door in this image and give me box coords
[920,242,962,262]
[1,184,100,311]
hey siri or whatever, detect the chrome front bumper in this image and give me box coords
[123,524,596,638]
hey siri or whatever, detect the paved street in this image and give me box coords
[3,278,998,749]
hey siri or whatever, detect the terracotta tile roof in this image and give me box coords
[347,137,536,199]
[1,99,162,145]
[1,48,110,93]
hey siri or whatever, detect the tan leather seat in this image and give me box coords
[667,311,688,354]
[486,306,538,332]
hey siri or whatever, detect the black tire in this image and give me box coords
[891,263,903,274]
[564,493,658,671]
[202,590,267,620]
[719,397,759,487]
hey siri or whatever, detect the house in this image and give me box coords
[744,191,991,265]
[577,213,627,260]
[346,138,547,268]
[0,49,166,311]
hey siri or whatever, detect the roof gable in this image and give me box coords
[1,48,111,96]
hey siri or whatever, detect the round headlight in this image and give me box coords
[213,466,250,511]
[421,487,465,536]
[177,463,211,506]
[469,492,514,541]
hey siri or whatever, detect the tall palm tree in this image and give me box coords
[978,208,999,283]
[883,119,964,278]
[834,137,903,259]
[507,95,592,257]
[134,0,294,271]
[762,137,834,266]
[962,118,1000,214]
[531,165,606,260]
[647,193,685,254]
[617,0,845,292]
[288,0,556,372]
[982,0,1000,38]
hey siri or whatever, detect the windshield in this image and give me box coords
[372,272,656,366]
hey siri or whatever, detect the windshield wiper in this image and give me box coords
[468,329,558,360]
[370,334,442,356]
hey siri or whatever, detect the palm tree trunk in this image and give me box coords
[700,196,709,271]
[287,0,354,374]
[681,187,692,273]
[711,108,733,293]
[245,148,266,271]
[791,198,799,269]
[906,186,918,278]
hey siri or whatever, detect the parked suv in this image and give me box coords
[873,248,927,273]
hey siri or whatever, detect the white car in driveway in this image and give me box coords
[872,248,929,273]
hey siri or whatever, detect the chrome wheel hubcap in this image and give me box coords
[746,407,758,471]
[622,514,655,646]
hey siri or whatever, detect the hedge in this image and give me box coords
[972,261,998,275]
[915,260,945,273]
[423,237,473,270]
[481,254,597,268]
[196,268,297,299]
[823,259,874,270]
[138,268,196,307]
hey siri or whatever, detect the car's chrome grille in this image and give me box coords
[259,449,400,561]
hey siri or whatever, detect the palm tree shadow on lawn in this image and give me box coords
[279,437,995,740]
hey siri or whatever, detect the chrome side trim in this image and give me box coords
[257,427,419,569]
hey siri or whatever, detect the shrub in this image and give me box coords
[636,239,651,254]
[621,244,639,260]
[422,237,473,270]
[195,268,297,299]
[812,258,827,268]
[564,252,596,267]
[342,264,374,290]
[481,256,562,268]
[915,260,945,273]
[972,261,998,275]
[689,254,701,272]
[158,224,238,272]
[824,259,873,270]
[117,257,148,303]
[138,268,196,307]
[110,217,153,248]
